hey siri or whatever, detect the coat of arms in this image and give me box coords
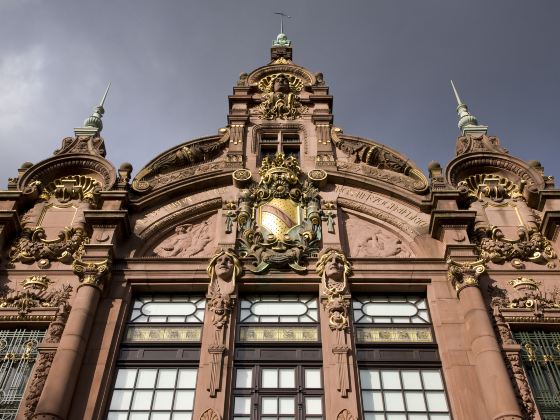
[235,153,322,273]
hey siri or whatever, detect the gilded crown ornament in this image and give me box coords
[255,73,307,120]
[22,276,52,292]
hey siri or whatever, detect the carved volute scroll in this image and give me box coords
[446,259,486,298]
[317,249,352,397]
[206,249,243,397]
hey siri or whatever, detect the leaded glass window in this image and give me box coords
[130,295,205,323]
[353,295,433,344]
[126,295,205,344]
[0,329,45,420]
[353,296,430,324]
[233,366,323,420]
[514,330,560,419]
[107,368,197,420]
[359,368,451,420]
[239,295,318,323]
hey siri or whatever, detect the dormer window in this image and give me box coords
[259,132,301,163]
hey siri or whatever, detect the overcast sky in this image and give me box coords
[1,0,559,188]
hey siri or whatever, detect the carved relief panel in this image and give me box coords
[153,214,217,258]
[342,213,413,258]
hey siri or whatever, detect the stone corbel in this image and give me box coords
[446,259,486,297]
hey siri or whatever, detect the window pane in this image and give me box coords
[115,369,137,388]
[361,370,381,389]
[381,371,401,389]
[129,414,149,420]
[401,371,422,390]
[421,371,443,390]
[262,397,278,414]
[262,368,278,388]
[429,415,451,420]
[137,369,157,388]
[426,392,448,412]
[365,415,385,420]
[279,368,295,388]
[157,369,177,388]
[131,390,153,410]
[108,414,129,420]
[234,397,251,415]
[362,391,384,411]
[153,390,173,410]
[409,416,429,420]
[174,390,195,410]
[305,397,323,415]
[109,390,133,410]
[305,368,322,388]
[384,391,405,411]
[177,369,197,388]
[405,392,426,411]
[386,415,406,420]
[171,414,191,420]
[236,368,253,388]
[151,414,170,420]
[279,397,295,414]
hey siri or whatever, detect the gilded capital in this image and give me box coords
[447,259,486,297]
[73,259,111,291]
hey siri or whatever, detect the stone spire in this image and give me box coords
[451,80,487,136]
[271,13,292,61]
[74,82,111,136]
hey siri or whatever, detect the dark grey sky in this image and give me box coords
[1,0,559,187]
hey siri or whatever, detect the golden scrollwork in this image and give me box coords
[126,326,202,342]
[72,258,110,291]
[458,173,524,202]
[44,175,102,206]
[356,327,433,343]
[239,326,318,342]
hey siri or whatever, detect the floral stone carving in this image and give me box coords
[235,153,322,273]
[255,73,307,120]
[154,216,216,258]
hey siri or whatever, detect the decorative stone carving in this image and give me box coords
[345,216,412,258]
[200,408,220,420]
[9,227,88,268]
[507,353,537,419]
[317,249,352,397]
[236,153,322,273]
[25,352,55,419]
[455,133,508,156]
[336,409,357,420]
[206,250,242,397]
[153,216,216,258]
[331,127,429,193]
[477,227,556,269]
[492,277,560,316]
[72,259,111,291]
[446,259,486,297]
[54,135,107,157]
[458,174,523,203]
[132,128,230,193]
[255,73,307,120]
[0,277,72,317]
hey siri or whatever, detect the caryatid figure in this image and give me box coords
[206,249,243,332]
[316,249,352,331]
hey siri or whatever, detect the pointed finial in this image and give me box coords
[79,82,111,134]
[273,12,292,47]
[450,80,487,135]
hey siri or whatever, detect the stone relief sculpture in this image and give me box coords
[255,73,307,120]
[205,249,243,397]
[154,216,215,258]
[344,215,412,258]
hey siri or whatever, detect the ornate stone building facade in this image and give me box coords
[0,33,559,420]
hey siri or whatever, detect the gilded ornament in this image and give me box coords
[255,73,307,120]
[458,174,524,203]
[44,175,101,206]
[446,259,486,297]
[236,153,323,273]
[72,259,110,290]
[22,275,51,291]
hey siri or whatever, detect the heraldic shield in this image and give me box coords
[235,153,323,273]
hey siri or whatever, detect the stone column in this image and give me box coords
[447,260,523,420]
[317,249,360,420]
[32,259,109,420]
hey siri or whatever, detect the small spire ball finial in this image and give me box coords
[83,82,111,133]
